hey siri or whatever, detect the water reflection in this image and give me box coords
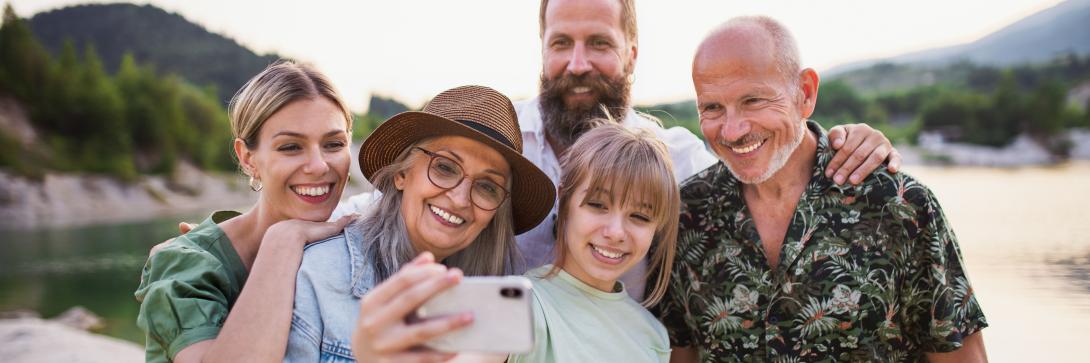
[910,162,1090,362]
[1051,252,1090,294]
[0,215,200,343]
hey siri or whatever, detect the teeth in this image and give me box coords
[430,205,465,225]
[730,139,764,154]
[592,245,624,259]
[572,86,591,94]
[293,185,330,196]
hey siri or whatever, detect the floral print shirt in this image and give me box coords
[654,121,987,362]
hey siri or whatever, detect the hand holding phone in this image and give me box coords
[351,253,469,363]
[411,276,534,354]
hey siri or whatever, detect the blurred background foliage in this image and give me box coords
[2,2,1090,181]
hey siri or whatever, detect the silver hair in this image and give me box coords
[355,138,521,281]
[721,16,802,92]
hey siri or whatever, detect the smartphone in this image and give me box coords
[410,275,534,353]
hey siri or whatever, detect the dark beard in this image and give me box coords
[539,72,630,151]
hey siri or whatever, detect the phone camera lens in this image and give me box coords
[500,287,522,299]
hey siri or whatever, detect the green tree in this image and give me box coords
[0,4,53,102]
[814,80,868,124]
[981,73,1025,146]
[1025,80,1067,137]
[177,83,233,170]
[919,91,988,143]
[76,44,134,178]
[1084,101,1090,128]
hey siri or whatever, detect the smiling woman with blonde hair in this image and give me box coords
[135,60,357,363]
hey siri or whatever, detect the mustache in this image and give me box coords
[538,72,630,150]
[717,133,769,148]
[540,73,625,109]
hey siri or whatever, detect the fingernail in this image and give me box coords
[834,175,845,184]
[850,174,860,184]
[825,168,833,177]
[445,268,463,282]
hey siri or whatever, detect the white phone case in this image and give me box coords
[414,276,534,353]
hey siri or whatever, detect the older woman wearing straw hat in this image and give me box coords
[283,85,555,362]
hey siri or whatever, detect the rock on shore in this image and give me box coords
[0,317,142,363]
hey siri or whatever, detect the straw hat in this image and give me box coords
[359,85,555,234]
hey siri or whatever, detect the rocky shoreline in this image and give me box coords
[0,162,257,230]
[0,144,371,230]
[902,129,1090,167]
[0,308,142,363]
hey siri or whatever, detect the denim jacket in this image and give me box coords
[284,223,375,362]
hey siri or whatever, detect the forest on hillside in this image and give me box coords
[0,5,401,180]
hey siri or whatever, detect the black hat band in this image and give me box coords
[456,119,516,150]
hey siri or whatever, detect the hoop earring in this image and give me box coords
[249,176,263,192]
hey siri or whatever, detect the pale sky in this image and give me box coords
[10,0,1066,112]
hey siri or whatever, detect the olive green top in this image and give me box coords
[134,210,245,363]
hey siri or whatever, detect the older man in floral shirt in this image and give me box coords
[656,16,988,362]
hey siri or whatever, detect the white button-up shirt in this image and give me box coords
[334,96,718,299]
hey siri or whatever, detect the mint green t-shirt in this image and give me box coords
[510,265,671,363]
[134,211,245,363]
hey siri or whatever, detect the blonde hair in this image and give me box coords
[540,0,638,47]
[228,60,353,151]
[550,123,678,307]
[358,138,521,281]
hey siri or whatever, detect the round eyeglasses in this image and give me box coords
[412,147,509,211]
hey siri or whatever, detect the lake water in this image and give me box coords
[1,163,1088,361]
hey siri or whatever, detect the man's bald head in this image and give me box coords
[694,16,801,90]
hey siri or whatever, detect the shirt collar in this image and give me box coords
[807,120,837,195]
[521,96,544,136]
[344,222,375,298]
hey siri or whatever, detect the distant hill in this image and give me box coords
[367,94,411,119]
[29,3,280,100]
[828,0,1090,77]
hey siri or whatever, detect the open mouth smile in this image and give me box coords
[590,243,628,265]
[429,204,465,226]
[727,138,766,155]
[291,183,334,203]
